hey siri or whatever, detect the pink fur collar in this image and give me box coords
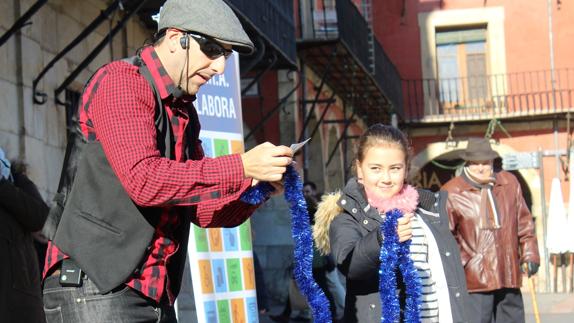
[364,184,419,214]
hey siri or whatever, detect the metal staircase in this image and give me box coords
[362,0,375,75]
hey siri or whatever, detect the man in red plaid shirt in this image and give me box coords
[42,0,292,322]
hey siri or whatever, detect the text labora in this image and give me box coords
[196,94,237,119]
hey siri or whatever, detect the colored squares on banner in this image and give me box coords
[231,298,246,323]
[226,258,243,292]
[208,228,223,252]
[245,297,258,323]
[217,300,231,323]
[200,137,214,158]
[211,259,227,293]
[198,260,214,294]
[204,301,217,322]
[242,257,255,290]
[230,140,244,154]
[223,228,239,251]
[239,221,252,251]
[214,139,230,157]
[194,226,209,252]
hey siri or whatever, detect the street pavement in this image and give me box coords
[523,290,574,323]
[259,290,574,323]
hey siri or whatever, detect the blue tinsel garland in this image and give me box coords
[240,165,332,323]
[379,209,423,323]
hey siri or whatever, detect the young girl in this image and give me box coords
[313,124,468,322]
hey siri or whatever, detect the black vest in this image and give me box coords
[52,56,192,295]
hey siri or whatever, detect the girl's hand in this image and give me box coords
[397,213,413,242]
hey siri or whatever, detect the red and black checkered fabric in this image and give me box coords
[44,46,257,304]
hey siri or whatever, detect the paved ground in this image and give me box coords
[258,290,574,323]
[523,290,574,323]
[259,302,311,323]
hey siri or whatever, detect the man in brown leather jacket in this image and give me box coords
[442,138,540,323]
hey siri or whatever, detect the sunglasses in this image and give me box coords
[188,33,233,59]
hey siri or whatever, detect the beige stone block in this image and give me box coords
[0,33,19,84]
[60,57,88,96]
[92,0,122,38]
[39,50,69,101]
[46,100,66,146]
[56,102,67,145]
[87,0,106,11]
[0,1,15,30]
[24,90,37,134]
[79,1,104,33]
[71,69,92,93]
[87,32,111,72]
[24,136,49,196]
[111,35,125,60]
[31,95,48,140]
[17,0,47,41]
[61,0,82,22]
[0,131,21,157]
[18,1,57,54]
[37,51,56,96]
[21,85,35,132]
[43,144,66,197]
[20,37,43,88]
[39,5,59,53]
[57,14,87,65]
[0,79,20,134]
[128,19,153,49]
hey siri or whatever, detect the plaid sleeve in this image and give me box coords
[90,64,248,207]
[195,178,260,228]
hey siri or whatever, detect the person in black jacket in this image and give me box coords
[0,147,48,323]
[313,124,469,323]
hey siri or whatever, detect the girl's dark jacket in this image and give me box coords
[0,172,48,323]
[313,178,469,323]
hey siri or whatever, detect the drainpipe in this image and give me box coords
[13,0,26,161]
[547,0,559,178]
[300,59,308,181]
[0,0,47,48]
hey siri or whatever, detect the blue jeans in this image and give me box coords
[325,269,345,320]
[43,274,177,323]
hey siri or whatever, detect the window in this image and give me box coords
[240,78,259,97]
[436,26,488,110]
[313,0,338,37]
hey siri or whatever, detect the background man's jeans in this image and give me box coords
[43,274,176,323]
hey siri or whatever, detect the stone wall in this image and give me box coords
[0,0,151,201]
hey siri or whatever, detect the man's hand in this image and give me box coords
[397,213,413,243]
[241,142,293,182]
[522,262,540,277]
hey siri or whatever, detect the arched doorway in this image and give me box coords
[410,140,540,217]
[411,152,532,211]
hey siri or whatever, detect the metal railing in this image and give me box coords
[299,0,403,112]
[374,40,403,113]
[403,68,574,122]
[227,0,296,64]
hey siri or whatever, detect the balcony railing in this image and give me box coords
[226,0,296,65]
[299,0,403,114]
[403,69,574,122]
[300,0,370,72]
[374,40,403,113]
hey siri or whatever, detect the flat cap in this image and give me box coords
[461,137,499,161]
[158,0,254,54]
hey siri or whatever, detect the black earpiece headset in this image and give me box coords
[177,33,190,91]
[180,33,189,49]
